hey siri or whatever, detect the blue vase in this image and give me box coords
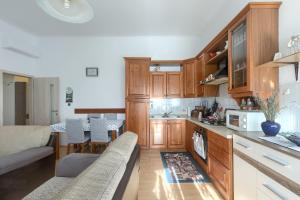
[261,121,281,136]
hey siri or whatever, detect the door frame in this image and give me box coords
[0,69,34,126]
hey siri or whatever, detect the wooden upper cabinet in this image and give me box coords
[166,72,182,97]
[125,57,151,99]
[167,120,185,149]
[228,4,280,98]
[150,72,182,98]
[183,59,197,97]
[126,98,149,149]
[150,72,166,98]
[150,120,167,149]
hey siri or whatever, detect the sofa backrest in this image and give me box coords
[0,126,51,158]
[55,132,138,200]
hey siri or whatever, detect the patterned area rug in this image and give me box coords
[160,152,210,184]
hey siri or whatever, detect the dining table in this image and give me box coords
[50,119,125,159]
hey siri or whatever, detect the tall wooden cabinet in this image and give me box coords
[125,57,151,99]
[125,57,151,149]
[228,3,280,98]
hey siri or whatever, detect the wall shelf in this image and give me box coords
[206,49,228,65]
[257,52,300,81]
[202,77,228,86]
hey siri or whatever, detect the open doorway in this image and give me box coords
[3,73,32,125]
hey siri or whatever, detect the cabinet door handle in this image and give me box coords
[262,154,289,167]
[263,183,287,200]
[236,141,250,149]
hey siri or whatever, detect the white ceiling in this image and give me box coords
[0,0,227,36]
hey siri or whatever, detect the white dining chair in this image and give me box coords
[104,113,117,120]
[66,119,90,154]
[90,118,111,152]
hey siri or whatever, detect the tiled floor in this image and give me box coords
[138,150,223,200]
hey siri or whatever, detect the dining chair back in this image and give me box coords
[104,113,117,120]
[90,118,111,143]
[66,119,90,154]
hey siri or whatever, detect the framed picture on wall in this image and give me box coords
[86,67,98,77]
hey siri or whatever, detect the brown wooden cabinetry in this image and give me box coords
[228,4,280,98]
[185,120,196,153]
[196,55,219,97]
[150,119,185,149]
[167,120,185,149]
[166,72,182,97]
[126,98,149,149]
[207,130,233,200]
[150,120,167,149]
[125,57,151,99]
[183,59,197,97]
[150,72,182,98]
[150,72,166,98]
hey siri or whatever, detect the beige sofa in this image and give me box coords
[24,132,140,200]
[0,126,56,200]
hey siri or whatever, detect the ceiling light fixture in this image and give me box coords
[36,0,94,24]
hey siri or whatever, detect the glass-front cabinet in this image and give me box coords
[231,21,247,89]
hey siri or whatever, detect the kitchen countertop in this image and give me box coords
[150,114,300,158]
[234,131,300,159]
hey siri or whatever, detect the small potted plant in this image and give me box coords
[255,92,281,136]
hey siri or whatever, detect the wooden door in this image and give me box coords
[167,120,185,149]
[125,58,151,98]
[150,72,166,98]
[183,60,196,97]
[166,72,182,97]
[15,82,26,125]
[126,98,149,149]
[150,120,167,149]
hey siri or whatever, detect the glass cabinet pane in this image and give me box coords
[231,21,247,89]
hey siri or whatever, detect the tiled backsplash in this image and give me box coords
[278,82,300,132]
[150,84,239,116]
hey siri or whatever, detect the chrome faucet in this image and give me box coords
[162,111,173,118]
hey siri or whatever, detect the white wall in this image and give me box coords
[0,20,40,125]
[37,36,202,120]
[3,74,15,125]
[0,20,39,75]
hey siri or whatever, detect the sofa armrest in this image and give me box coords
[56,153,100,177]
[46,133,57,147]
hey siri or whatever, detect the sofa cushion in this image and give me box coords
[104,131,138,163]
[23,177,74,200]
[0,126,51,158]
[56,153,100,178]
[0,146,53,175]
[57,151,127,200]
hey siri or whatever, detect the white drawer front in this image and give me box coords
[233,134,300,184]
[255,142,300,184]
[233,135,257,158]
[257,170,300,200]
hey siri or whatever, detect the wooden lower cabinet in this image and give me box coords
[150,120,167,149]
[126,98,149,149]
[167,120,186,149]
[150,119,185,149]
[208,155,232,199]
[185,120,196,153]
[207,130,233,200]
